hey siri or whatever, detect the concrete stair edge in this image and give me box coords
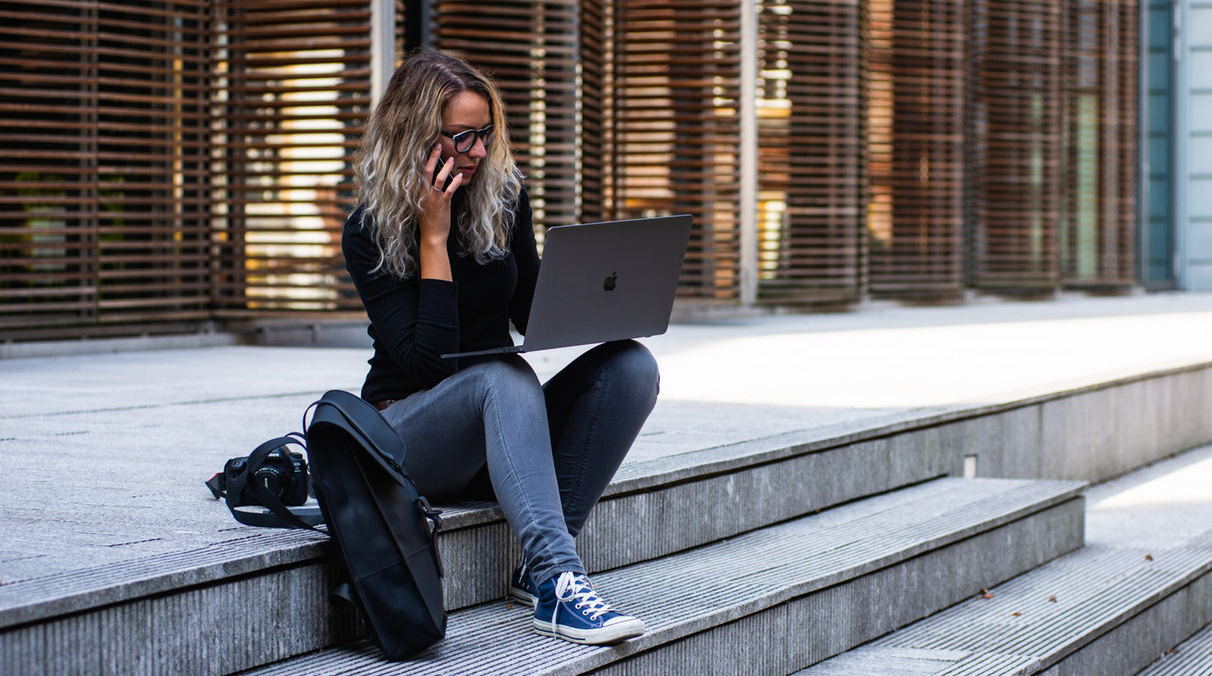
[242,477,1085,676]
[801,537,1212,676]
[0,421,959,629]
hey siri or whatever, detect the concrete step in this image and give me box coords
[243,477,1084,675]
[1136,619,1212,675]
[0,411,960,676]
[801,534,1212,676]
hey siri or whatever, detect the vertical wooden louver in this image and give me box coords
[866,0,967,299]
[969,0,1064,291]
[432,0,585,231]
[579,0,607,225]
[755,0,865,305]
[209,0,370,315]
[1,0,211,336]
[611,0,743,302]
[1060,0,1137,288]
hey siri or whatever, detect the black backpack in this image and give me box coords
[306,389,446,659]
[207,389,446,660]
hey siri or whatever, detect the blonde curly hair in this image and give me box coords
[356,49,523,278]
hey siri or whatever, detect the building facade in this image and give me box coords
[1152,0,1212,290]
[1,0,1151,341]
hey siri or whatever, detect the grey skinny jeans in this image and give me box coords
[377,340,659,587]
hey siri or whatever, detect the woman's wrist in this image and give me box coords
[418,238,452,281]
[420,231,448,249]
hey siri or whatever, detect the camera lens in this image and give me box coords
[253,465,287,498]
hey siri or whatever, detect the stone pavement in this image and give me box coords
[3,292,1212,591]
[1086,439,1212,550]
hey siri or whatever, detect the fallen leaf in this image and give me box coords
[1048,596,1057,603]
[979,589,994,600]
[1145,554,1154,561]
[1011,612,1021,617]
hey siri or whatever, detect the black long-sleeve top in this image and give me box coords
[342,189,539,403]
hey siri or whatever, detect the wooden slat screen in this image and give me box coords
[0,0,1147,340]
[969,0,1064,290]
[1060,0,1137,288]
[610,0,743,301]
[754,0,865,305]
[432,0,588,232]
[866,0,967,299]
[209,0,370,314]
[1,0,212,334]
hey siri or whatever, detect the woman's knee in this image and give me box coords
[601,340,660,397]
[465,357,545,406]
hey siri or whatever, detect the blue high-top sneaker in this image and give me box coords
[533,571,645,644]
[509,561,537,607]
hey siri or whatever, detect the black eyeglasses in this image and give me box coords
[440,124,495,153]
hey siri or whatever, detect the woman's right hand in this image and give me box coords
[417,143,462,281]
[419,143,464,243]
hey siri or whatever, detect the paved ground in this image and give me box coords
[1086,441,1212,550]
[3,292,1212,589]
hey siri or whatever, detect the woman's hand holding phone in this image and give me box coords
[417,143,461,281]
[426,143,461,195]
[433,156,453,191]
[419,143,461,230]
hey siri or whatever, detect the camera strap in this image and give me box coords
[213,435,324,530]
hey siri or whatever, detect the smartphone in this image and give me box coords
[432,156,453,191]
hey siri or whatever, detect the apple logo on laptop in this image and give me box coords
[603,271,618,292]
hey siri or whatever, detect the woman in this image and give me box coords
[342,49,659,646]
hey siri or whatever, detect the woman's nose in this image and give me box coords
[468,136,488,159]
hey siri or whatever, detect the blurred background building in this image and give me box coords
[0,0,1198,343]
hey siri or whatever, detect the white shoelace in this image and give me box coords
[551,571,614,627]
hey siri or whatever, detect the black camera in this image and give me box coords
[208,447,310,507]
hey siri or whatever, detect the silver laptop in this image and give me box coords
[442,214,692,359]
